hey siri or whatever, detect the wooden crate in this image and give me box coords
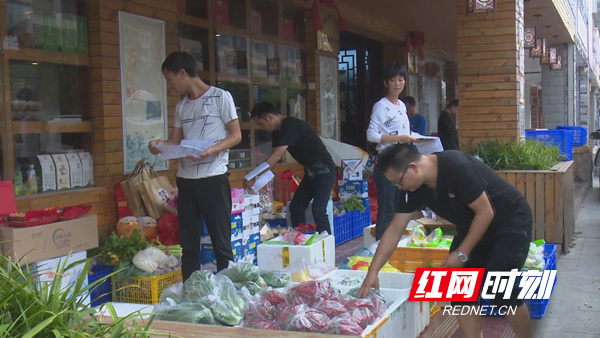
[389,246,450,273]
[496,161,574,253]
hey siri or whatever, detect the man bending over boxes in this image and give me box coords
[244,102,336,234]
[358,143,533,338]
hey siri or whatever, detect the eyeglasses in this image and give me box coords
[391,166,409,187]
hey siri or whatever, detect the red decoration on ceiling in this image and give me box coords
[405,32,426,61]
[311,0,350,32]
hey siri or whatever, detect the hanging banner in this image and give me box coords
[524,27,536,49]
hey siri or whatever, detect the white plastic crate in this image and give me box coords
[256,235,335,271]
[321,269,429,338]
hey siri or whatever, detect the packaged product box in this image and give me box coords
[37,154,57,192]
[78,152,94,187]
[52,154,71,190]
[65,153,83,188]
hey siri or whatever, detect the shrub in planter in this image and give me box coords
[0,254,169,338]
[472,139,564,171]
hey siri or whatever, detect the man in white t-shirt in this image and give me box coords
[149,52,242,280]
[366,62,416,240]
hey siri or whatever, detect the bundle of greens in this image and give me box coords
[88,230,149,265]
[341,196,366,213]
[261,271,291,288]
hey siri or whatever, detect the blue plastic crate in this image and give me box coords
[543,244,558,271]
[527,281,556,320]
[525,129,573,160]
[482,244,558,318]
[88,264,115,307]
[557,126,587,146]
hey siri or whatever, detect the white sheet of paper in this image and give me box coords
[155,145,204,160]
[244,162,271,181]
[252,170,275,191]
[181,139,215,152]
[414,137,444,155]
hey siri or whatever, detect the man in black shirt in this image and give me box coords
[438,99,460,150]
[358,144,532,338]
[244,102,336,234]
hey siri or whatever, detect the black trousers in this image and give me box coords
[177,174,233,281]
[289,171,336,234]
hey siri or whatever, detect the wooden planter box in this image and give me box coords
[495,161,574,252]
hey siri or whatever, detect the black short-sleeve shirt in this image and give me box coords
[272,117,336,172]
[396,151,531,238]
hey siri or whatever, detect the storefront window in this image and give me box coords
[178,24,210,76]
[216,33,249,82]
[178,0,209,19]
[251,0,279,38]
[282,5,306,44]
[252,40,280,85]
[230,130,252,170]
[218,81,251,122]
[177,1,308,171]
[282,46,306,119]
[4,0,91,196]
[213,0,247,30]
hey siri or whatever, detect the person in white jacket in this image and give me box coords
[366,62,415,240]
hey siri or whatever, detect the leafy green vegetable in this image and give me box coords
[341,196,366,213]
[88,230,149,265]
[217,263,260,283]
[183,270,214,301]
[155,302,215,325]
[235,281,262,296]
[261,271,291,288]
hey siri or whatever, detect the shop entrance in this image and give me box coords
[338,32,384,152]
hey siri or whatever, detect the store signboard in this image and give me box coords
[319,56,338,140]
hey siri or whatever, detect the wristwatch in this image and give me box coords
[456,250,469,263]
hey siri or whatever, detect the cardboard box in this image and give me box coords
[29,251,87,295]
[338,179,369,199]
[243,194,260,207]
[242,214,259,227]
[0,215,99,264]
[200,243,216,273]
[52,154,70,190]
[201,213,242,243]
[37,154,57,192]
[249,232,260,256]
[78,152,94,187]
[66,153,83,188]
[257,235,335,271]
[231,188,244,213]
[342,159,364,181]
[231,239,243,262]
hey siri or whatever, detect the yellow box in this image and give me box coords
[112,270,182,305]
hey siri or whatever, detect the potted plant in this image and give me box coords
[0,252,174,337]
[472,139,574,252]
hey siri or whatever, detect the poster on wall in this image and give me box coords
[119,12,168,174]
[319,55,338,140]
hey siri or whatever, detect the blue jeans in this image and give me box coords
[374,165,402,240]
[289,171,336,234]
